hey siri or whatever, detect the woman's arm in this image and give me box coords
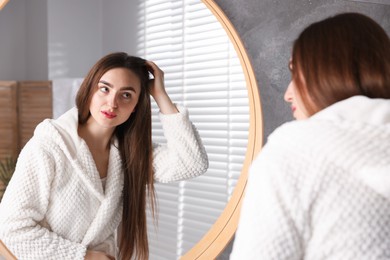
[152,106,208,182]
[146,60,178,115]
[230,142,305,260]
[0,140,87,260]
[146,60,208,182]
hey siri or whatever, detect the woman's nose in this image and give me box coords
[284,82,293,103]
[108,94,118,108]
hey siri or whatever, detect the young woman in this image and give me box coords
[0,53,208,259]
[231,13,390,259]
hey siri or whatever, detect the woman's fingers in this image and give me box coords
[146,60,164,78]
[146,60,166,96]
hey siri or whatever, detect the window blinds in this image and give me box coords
[136,1,249,259]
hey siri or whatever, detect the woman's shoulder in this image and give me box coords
[267,119,329,148]
[23,108,80,158]
[268,111,363,147]
[20,121,63,160]
[259,118,351,173]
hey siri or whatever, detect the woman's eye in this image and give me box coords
[122,92,131,99]
[99,86,109,93]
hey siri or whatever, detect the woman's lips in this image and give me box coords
[291,106,296,112]
[101,111,117,119]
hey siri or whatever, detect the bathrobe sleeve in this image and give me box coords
[230,148,305,260]
[152,105,208,183]
[0,139,87,260]
[229,140,305,260]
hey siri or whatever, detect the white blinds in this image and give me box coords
[136,1,249,259]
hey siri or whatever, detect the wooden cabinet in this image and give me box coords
[0,81,52,161]
[0,81,18,160]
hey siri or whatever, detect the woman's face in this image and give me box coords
[88,67,142,129]
[284,62,309,120]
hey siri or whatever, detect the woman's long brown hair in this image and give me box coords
[291,12,390,115]
[76,52,156,259]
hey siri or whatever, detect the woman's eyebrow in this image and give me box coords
[120,86,137,93]
[99,80,137,93]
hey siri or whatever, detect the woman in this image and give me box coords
[231,13,390,259]
[0,53,208,259]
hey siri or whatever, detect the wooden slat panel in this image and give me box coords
[0,81,18,161]
[18,81,52,150]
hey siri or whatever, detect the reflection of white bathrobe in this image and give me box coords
[0,105,208,259]
[231,96,390,260]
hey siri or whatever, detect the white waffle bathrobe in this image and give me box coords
[231,96,390,260]
[0,105,208,259]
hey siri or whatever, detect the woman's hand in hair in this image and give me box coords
[85,250,115,260]
[146,60,178,114]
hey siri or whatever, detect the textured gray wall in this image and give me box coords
[212,0,390,259]
[215,0,390,140]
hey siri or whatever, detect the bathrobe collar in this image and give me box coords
[312,96,390,200]
[34,107,124,203]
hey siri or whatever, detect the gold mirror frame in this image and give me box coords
[181,0,263,259]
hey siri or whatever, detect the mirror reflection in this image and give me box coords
[137,1,249,258]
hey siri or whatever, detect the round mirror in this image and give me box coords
[137,0,263,259]
[183,2,263,257]
[0,0,262,259]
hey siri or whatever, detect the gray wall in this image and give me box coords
[102,0,139,56]
[0,0,47,80]
[47,0,103,79]
[0,0,138,80]
[47,0,138,79]
[213,0,390,259]
[25,0,48,81]
[215,0,390,140]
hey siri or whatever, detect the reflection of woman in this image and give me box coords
[0,52,208,260]
[231,13,390,259]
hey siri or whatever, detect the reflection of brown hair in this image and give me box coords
[76,52,155,259]
[291,12,390,115]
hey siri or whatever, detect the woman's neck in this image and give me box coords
[77,120,115,152]
[78,120,114,179]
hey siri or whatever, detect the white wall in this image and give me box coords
[0,0,138,80]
